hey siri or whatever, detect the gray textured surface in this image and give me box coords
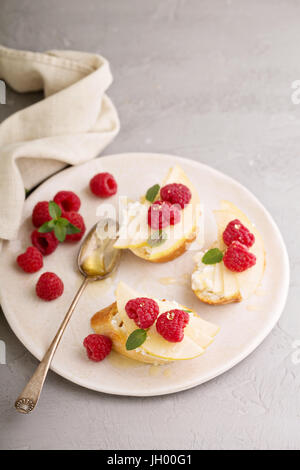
[0,0,298,450]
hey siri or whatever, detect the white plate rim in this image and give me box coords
[0,153,290,396]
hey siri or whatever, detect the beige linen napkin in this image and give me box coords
[0,45,120,240]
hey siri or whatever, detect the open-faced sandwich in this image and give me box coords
[191,201,265,305]
[113,165,202,262]
[91,281,219,364]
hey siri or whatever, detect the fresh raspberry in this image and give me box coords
[223,241,256,272]
[31,229,59,255]
[148,200,181,229]
[160,183,192,209]
[63,211,86,242]
[90,172,118,198]
[125,297,159,329]
[83,334,112,362]
[32,201,52,228]
[36,272,64,301]
[156,309,189,343]
[53,191,81,212]
[223,219,255,248]
[17,246,43,273]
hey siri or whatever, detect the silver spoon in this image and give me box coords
[15,218,121,414]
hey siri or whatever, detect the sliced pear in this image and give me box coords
[114,203,150,249]
[115,281,219,361]
[213,262,224,295]
[142,330,204,361]
[222,263,240,298]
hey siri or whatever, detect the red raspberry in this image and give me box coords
[125,297,159,329]
[156,309,189,343]
[148,200,181,230]
[90,172,118,198]
[53,191,81,212]
[63,212,86,242]
[223,219,255,248]
[31,229,59,255]
[223,241,256,272]
[17,246,43,273]
[32,201,51,228]
[83,334,112,362]
[36,272,64,301]
[160,183,191,209]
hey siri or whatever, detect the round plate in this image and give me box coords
[0,153,289,396]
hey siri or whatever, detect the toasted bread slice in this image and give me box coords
[192,201,265,305]
[114,165,202,263]
[91,282,219,364]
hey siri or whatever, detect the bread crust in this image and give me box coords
[193,288,242,305]
[91,302,168,364]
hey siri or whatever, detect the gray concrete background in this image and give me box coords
[0,0,299,450]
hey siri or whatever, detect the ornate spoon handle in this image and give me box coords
[15,277,89,414]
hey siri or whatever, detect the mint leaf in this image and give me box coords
[57,217,70,227]
[49,201,61,219]
[147,230,167,247]
[145,184,160,203]
[202,248,223,265]
[126,329,147,350]
[38,220,54,233]
[183,309,192,313]
[66,223,80,234]
[54,223,67,242]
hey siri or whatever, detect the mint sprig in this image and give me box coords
[126,329,147,350]
[202,248,224,265]
[145,184,160,203]
[38,201,80,242]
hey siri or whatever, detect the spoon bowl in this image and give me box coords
[78,218,121,279]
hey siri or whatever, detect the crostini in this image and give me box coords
[91,281,219,364]
[191,201,265,305]
[113,165,202,262]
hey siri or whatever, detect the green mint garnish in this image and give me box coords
[38,202,80,242]
[183,309,192,313]
[48,200,62,219]
[145,184,160,203]
[126,329,147,350]
[147,229,167,247]
[54,223,66,242]
[202,248,224,265]
[66,223,81,234]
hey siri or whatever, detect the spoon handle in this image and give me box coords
[15,277,90,414]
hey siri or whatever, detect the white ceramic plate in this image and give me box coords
[0,153,289,396]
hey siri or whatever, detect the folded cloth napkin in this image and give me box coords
[0,45,120,240]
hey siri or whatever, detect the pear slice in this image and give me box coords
[222,263,240,299]
[115,282,219,361]
[213,262,224,295]
[114,203,150,249]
